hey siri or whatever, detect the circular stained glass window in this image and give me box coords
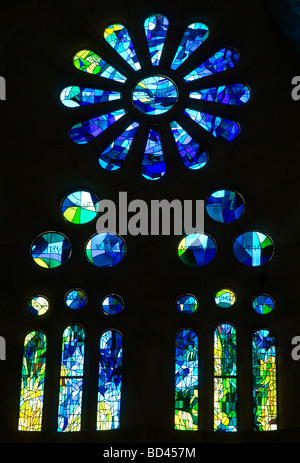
[178,233,217,267]
[27,296,49,316]
[206,189,244,223]
[132,75,178,115]
[176,294,198,313]
[101,294,124,315]
[61,190,99,224]
[232,230,274,267]
[85,232,126,267]
[214,288,237,308]
[31,232,71,269]
[65,289,88,309]
[252,294,275,314]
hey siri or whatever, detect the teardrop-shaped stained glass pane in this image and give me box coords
[206,189,245,223]
[104,24,141,71]
[60,86,121,108]
[184,47,239,82]
[70,109,126,144]
[233,230,274,267]
[85,232,126,268]
[73,49,127,83]
[61,190,100,225]
[99,122,139,171]
[178,233,217,267]
[171,22,209,70]
[190,84,250,106]
[144,14,169,66]
[170,121,208,170]
[184,108,240,141]
[142,126,166,180]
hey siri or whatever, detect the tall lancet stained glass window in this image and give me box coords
[175,329,198,431]
[57,325,85,432]
[62,14,251,179]
[18,331,47,431]
[252,330,277,431]
[97,330,123,430]
[214,324,237,432]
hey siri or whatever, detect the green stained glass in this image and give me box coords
[214,324,237,432]
[252,330,277,431]
[18,331,47,431]
[73,49,126,82]
[61,190,100,225]
[175,329,198,430]
[252,295,275,315]
[31,232,71,269]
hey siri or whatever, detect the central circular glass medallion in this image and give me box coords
[132,75,178,115]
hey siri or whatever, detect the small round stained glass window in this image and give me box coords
[214,288,237,308]
[178,233,217,267]
[132,75,178,115]
[252,294,275,314]
[61,190,99,224]
[206,189,244,223]
[27,296,49,316]
[31,232,71,269]
[65,289,88,310]
[101,294,124,315]
[232,230,274,267]
[85,232,126,267]
[176,294,198,313]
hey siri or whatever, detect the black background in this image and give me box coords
[0,0,300,445]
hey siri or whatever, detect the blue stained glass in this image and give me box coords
[73,49,127,83]
[31,232,71,269]
[142,126,166,180]
[70,109,126,144]
[170,121,208,170]
[132,76,178,115]
[61,190,100,225]
[97,330,122,430]
[58,325,85,432]
[176,294,198,313]
[184,47,239,81]
[185,108,240,141]
[233,231,274,267]
[101,295,124,315]
[252,295,275,315]
[144,14,169,66]
[99,122,139,171]
[85,232,126,268]
[60,86,121,108]
[171,22,209,70]
[206,190,245,223]
[65,289,88,310]
[175,329,198,430]
[104,24,141,71]
[190,84,251,106]
[178,233,217,267]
